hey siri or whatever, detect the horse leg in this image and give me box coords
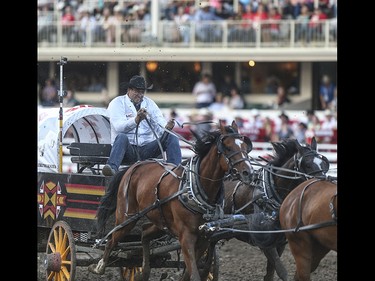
[178,233,200,281]
[141,223,165,281]
[196,240,216,280]
[310,244,330,273]
[262,247,288,281]
[287,234,312,281]
[88,222,137,275]
[88,231,120,275]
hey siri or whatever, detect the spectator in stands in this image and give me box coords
[172,6,191,44]
[219,73,239,100]
[282,0,302,19]
[193,1,223,42]
[112,5,127,43]
[225,87,245,109]
[263,116,276,142]
[192,73,217,108]
[294,122,308,144]
[276,112,294,140]
[235,3,257,42]
[209,92,229,112]
[40,78,58,107]
[190,108,214,138]
[102,75,182,176]
[168,107,185,126]
[319,74,336,110]
[307,7,327,43]
[63,90,80,107]
[213,1,235,19]
[295,4,310,43]
[123,4,148,43]
[306,109,321,131]
[76,5,98,44]
[320,109,337,143]
[61,5,76,42]
[321,109,337,130]
[251,3,269,42]
[38,4,55,42]
[273,85,291,109]
[97,6,117,45]
[268,6,282,41]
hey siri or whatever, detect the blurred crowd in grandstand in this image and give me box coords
[170,106,337,144]
[38,0,337,45]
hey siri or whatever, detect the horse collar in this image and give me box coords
[262,165,283,204]
[178,156,224,220]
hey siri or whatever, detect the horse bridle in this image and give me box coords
[216,133,253,179]
[294,149,330,177]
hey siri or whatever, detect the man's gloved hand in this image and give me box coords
[165,119,175,130]
[135,108,147,124]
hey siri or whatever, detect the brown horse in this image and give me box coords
[279,178,337,281]
[221,137,331,281]
[88,120,254,281]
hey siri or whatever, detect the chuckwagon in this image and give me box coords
[37,105,222,281]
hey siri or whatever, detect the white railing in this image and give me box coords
[62,141,337,177]
[38,19,337,48]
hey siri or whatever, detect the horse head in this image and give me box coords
[269,137,330,200]
[217,120,254,185]
[294,137,330,177]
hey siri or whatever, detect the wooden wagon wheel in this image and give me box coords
[119,266,142,281]
[45,221,76,281]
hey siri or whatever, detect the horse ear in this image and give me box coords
[310,137,317,151]
[231,120,238,132]
[243,136,253,152]
[271,142,283,155]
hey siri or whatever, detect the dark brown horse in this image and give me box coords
[221,137,331,281]
[88,120,254,281]
[279,178,337,281]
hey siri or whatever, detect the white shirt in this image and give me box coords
[192,81,216,103]
[107,94,167,145]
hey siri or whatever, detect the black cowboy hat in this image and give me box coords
[120,75,153,93]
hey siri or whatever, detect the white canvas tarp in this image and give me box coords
[38,105,110,173]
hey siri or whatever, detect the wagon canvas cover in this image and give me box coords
[38,105,110,173]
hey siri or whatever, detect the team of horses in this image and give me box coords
[88,120,337,281]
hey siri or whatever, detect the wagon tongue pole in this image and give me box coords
[57,57,68,173]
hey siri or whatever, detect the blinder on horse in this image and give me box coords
[217,133,253,183]
[294,148,330,177]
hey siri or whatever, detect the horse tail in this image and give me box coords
[96,168,128,237]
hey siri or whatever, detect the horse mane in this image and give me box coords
[190,125,236,158]
[269,138,302,167]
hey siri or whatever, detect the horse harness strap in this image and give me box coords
[330,190,338,222]
[178,156,224,220]
[232,181,263,214]
[257,166,282,211]
[98,185,188,246]
[153,161,184,228]
[294,179,337,232]
[98,160,186,246]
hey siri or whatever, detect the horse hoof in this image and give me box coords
[88,263,105,275]
[159,272,169,280]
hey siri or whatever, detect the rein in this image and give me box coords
[201,220,337,234]
[179,131,252,220]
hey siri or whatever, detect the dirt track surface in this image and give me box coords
[37,238,337,280]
